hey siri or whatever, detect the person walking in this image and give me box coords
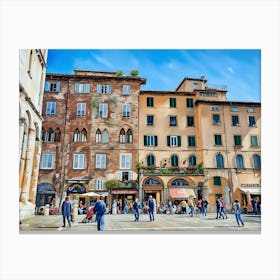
[62,196,72,227]
[148,195,155,221]
[202,198,208,216]
[220,197,228,219]
[123,198,129,214]
[215,197,224,219]
[93,195,107,231]
[233,199,245,227]
[187,197,195,217]
[133,197,141,221]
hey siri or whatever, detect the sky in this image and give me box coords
[46,49,261,102]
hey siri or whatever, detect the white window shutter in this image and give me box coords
[117,171,122,181]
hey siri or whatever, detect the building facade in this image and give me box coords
[37,71,261,213]
[19,49,48,219]
[37,70,146,211]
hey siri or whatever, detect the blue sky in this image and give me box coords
[46,49,261,102]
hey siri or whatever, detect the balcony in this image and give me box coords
[142,166,204,176]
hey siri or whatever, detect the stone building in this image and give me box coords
[37,70,146,210]
[19,49,48,219]
[138,77,261,212]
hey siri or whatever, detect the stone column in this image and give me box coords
[19,118,26,163]
[19,133,28,195]
[20,129,35,204]
[29,140,41,204]
[139,185,143,201]
[163,185,168,204]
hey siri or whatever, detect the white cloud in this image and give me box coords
[73,58,95,70]
[92,54,113,68]
[227,67,234,73]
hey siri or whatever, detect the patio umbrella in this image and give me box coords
[79,191,100,197]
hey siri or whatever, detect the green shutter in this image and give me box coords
[214,176,221,185]
[154,136,158,146]
[177,136,181,147]
[167,136,170,146]
[144,136,147,146]
[251,136,258,146]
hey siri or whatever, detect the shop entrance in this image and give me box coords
[35,183,56,214]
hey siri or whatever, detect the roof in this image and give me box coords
[195,100,261,106]
[175,76,208,91]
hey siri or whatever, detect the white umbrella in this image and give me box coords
[79,191,100,197]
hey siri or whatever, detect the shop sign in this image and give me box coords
[241,184,260,188]
[111,190,137,194]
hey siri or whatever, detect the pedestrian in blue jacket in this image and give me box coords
[62,196,72,227]
[148,195,155,221]
[93,196,107,231]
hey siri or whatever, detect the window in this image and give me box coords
[169,98,176,108]
[120,154,131,169]
[73,153,85,169]
[172,179,188,186]
[80,129,87,142]
[99,103,108,118]
[147,154,155,166]
[144,135,158,146]
[200,92,217,97]
[40,153,54,169]
[236,155,244,168]
[232,115,240,126]
[210,106,219,111]
[147,97,154,107]
[234,135,242,146]
[247,108,255,113]
[118,171,132,182]
[45,128,54,142]
[123,85,131,95]
[96,84,112,94]
[213,176,221,186]
[189,155,196,166]
[212,114,221,125]
[77,103,86,116]
[230,107,239,112]
[167,136,181,147]
[45,82,60,92]
[171,154,179,166]
[96,154,106,169]
[251,135,259,147]
[101,129,109,143]
[73,129,80,142]
[186,98,193,108]
[96,179,104,190]
[187,116,194,127]
[126,129,133,143]
[122,104,131,118]
[214,134,222,145]
[253,154,261,169]
[170,116,177,126]
[46,102,56,115]
[119,129,126,143]
[249,116,256,126]
[188,136,196,147]
[193,81,199,89]
[75,83,90,94]
[54,128,61,142]
[73,128,87,142]
[216,154,224,168]
[96,129,101,143]
[147,115,154,126]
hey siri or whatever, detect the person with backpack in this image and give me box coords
[148,195,155,221]
[133,197,141,222]
[233,199,245,227]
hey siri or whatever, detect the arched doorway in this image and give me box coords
[142,177,164,205]
[36,183,56,213]
[66,183,87,204]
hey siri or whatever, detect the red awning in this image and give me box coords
[169,188,196,199]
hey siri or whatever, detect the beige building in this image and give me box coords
[139,76,261,211]
[19,49,48,219]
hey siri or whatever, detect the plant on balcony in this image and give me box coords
[136,162,144,171]
[116,70,124,77]
[105,179,121,190]
[197,161,204,173]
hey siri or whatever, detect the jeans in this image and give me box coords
[188,206,194,217]
[134,210,140,221]
[63,216,71,227]
[234,213,244,226]
[148,209,154,221]
[124,206,128,214]
[96,215,105,231]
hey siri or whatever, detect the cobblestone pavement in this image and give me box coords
[20,212,261,234]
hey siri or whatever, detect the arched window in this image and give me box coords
[216,153,224,168]
[171,179,188,186]
[96,178,104,190]
[189,155,196,166]
[73,128,80,142]
[119,128,126,143]
[81,128,87,142]
[145,178,161,185]
[54,128,61,142]
[147,154,155,166]
[236,154,244,169]
[102,129,109,143]
[96,129,101,143]
[46,128,54,142]
[126,129,133,143]
[171,154,179,166]
[253,154,261,169]
[41,128,46,142]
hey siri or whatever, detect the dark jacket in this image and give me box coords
[62,201,72,217]
[93,200,106,216]
[148,199,155,210]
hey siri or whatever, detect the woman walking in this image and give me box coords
[233,199,245,227]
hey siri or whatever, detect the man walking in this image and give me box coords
[62,196,72,227]
[148,195,155,221]
[133,197,141,221]
[93,195,107,231]
[233,199,245,227]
